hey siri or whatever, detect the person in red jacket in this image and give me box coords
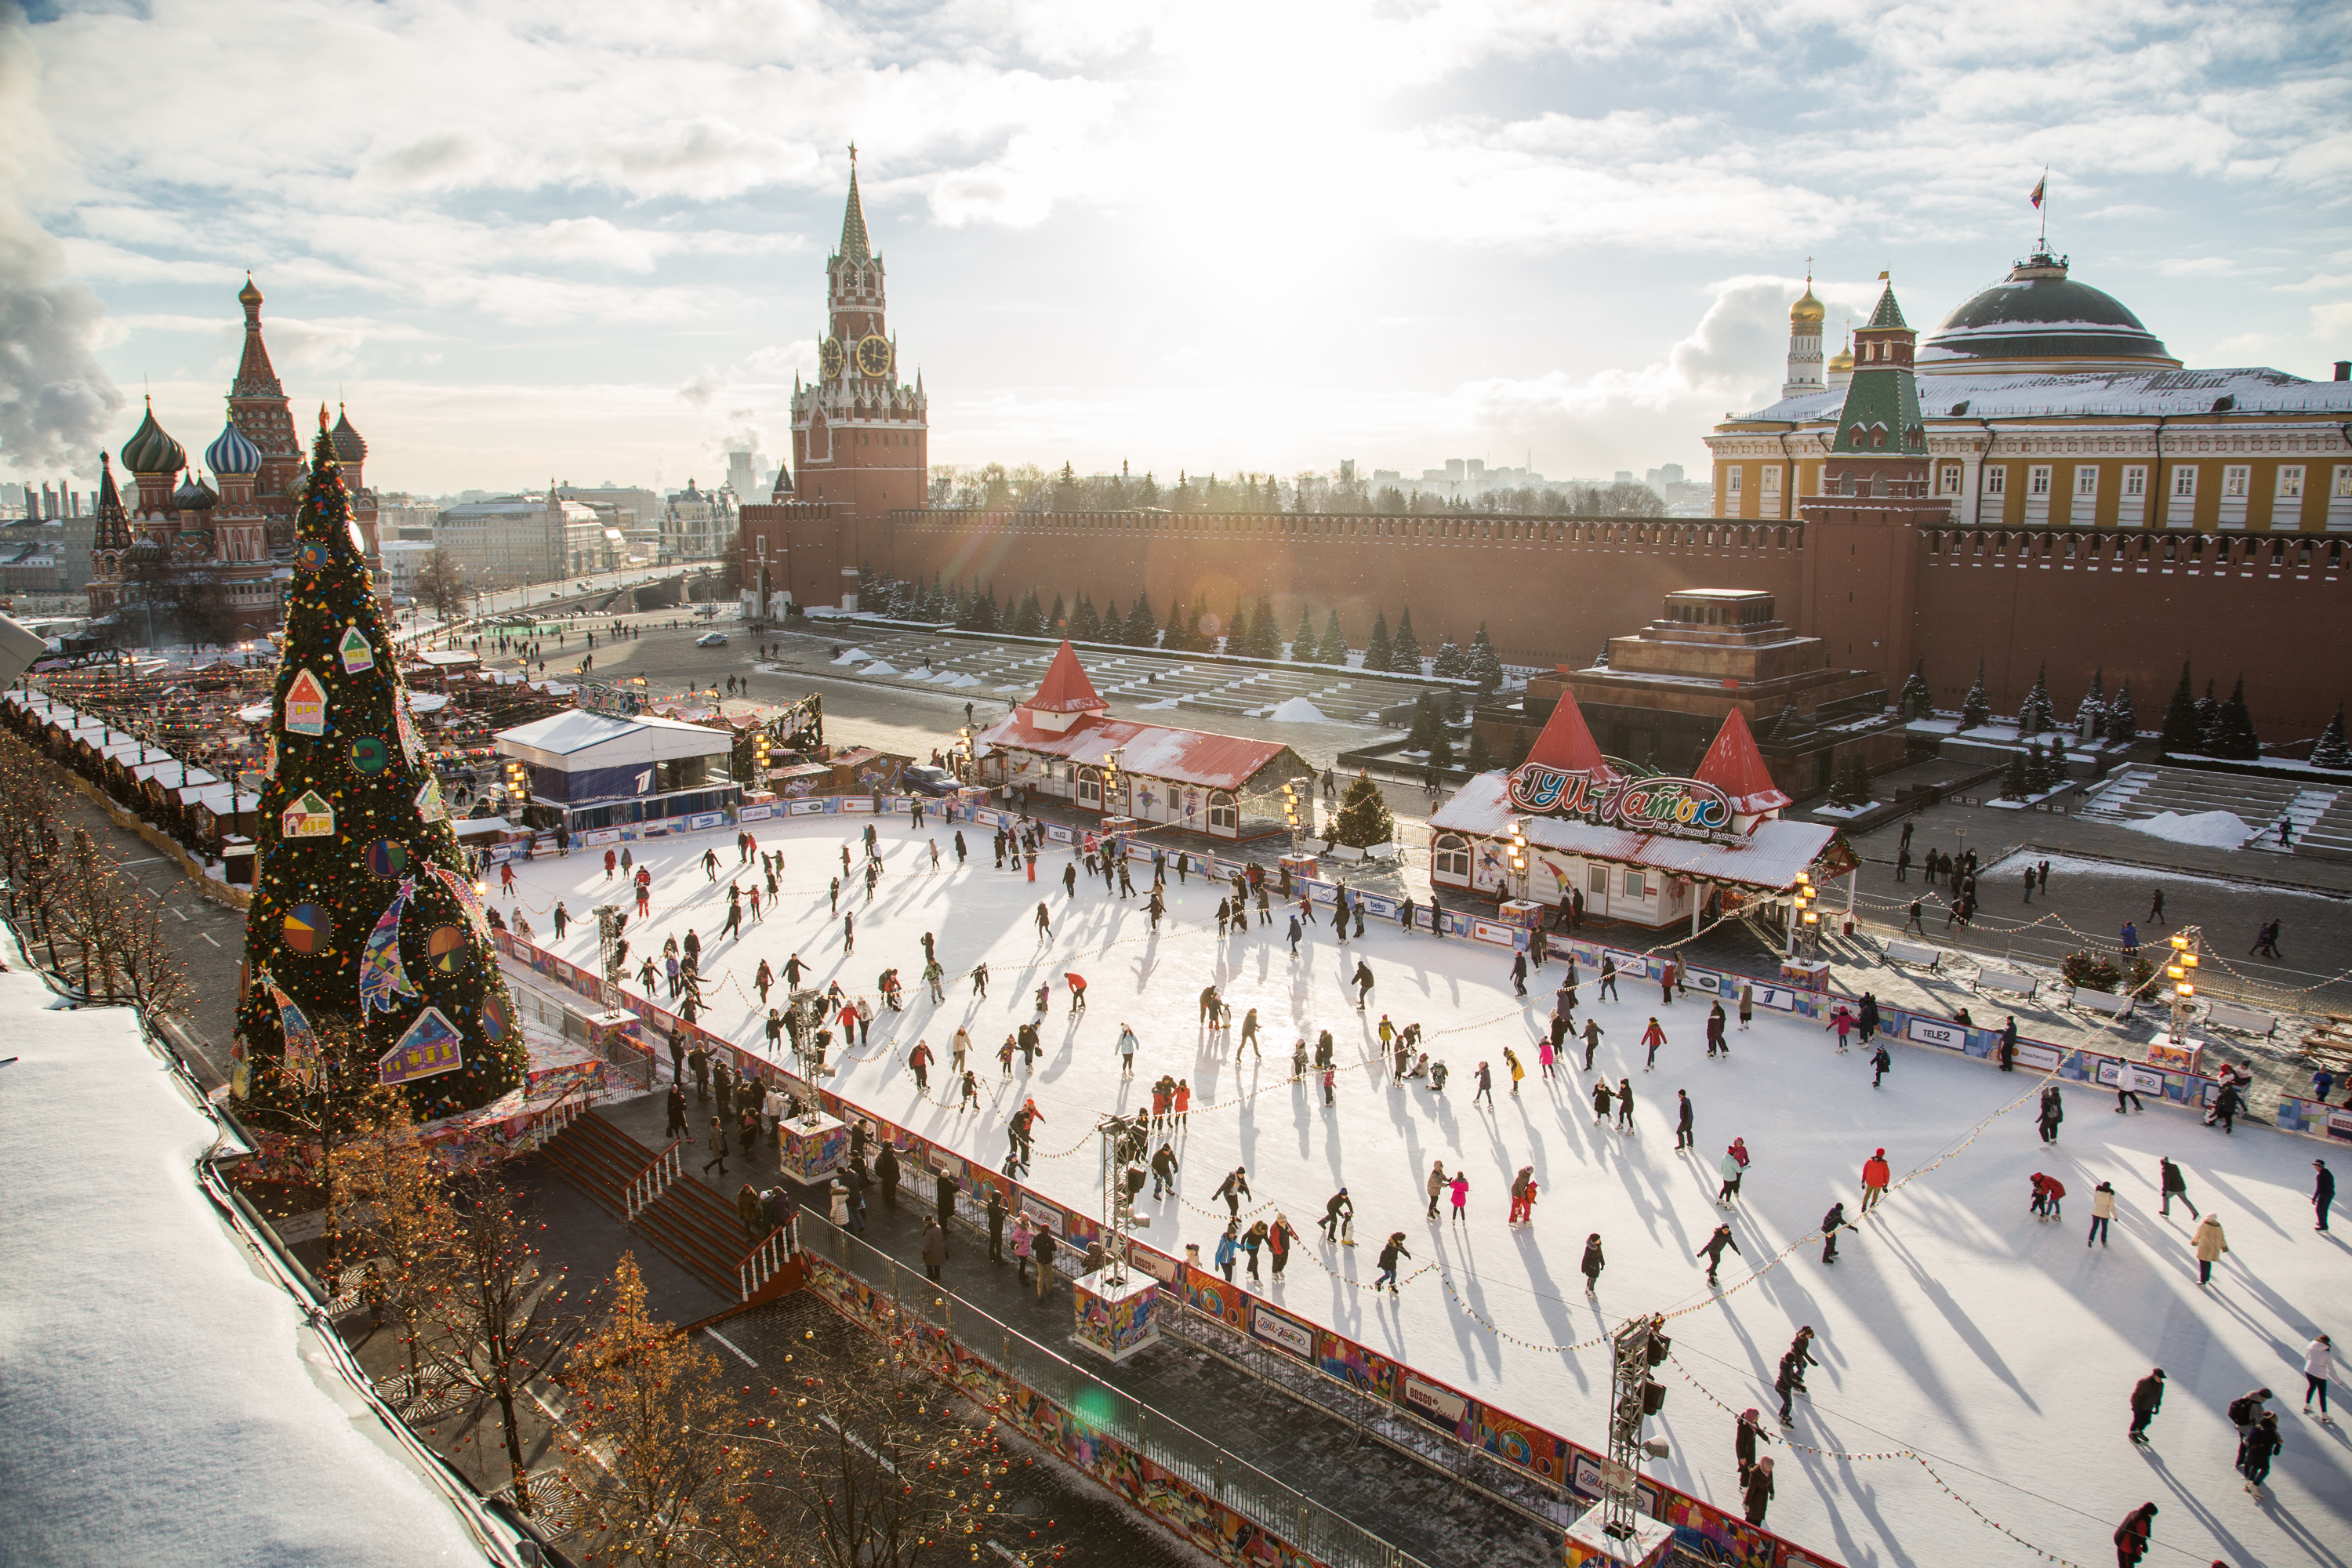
[1860,1148,1892,1211]
[2113,1501,2157,1566]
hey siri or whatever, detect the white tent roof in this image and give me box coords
[496,707,730,768]
[0,944,501,1565]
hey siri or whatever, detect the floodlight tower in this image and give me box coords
[1560,1312,1675,1566]
[1097,1111,1149,1284]
[2165,926,2203,1044]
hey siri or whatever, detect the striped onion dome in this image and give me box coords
[205,419,263,476]
[121,400,187,476]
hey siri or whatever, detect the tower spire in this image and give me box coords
[838,143,871,263]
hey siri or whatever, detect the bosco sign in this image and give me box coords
[1505,764,1733,833]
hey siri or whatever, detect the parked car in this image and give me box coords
[695,631,730,648]
[902,764,960,797]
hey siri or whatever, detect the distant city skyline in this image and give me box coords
[5,2,2346,494]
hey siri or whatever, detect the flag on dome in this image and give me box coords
[2030,176,2045,209]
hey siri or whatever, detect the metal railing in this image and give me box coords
[794,1214,1431,1568]
[737,1221,794,1301]
[517,1090,588,1155]
[622,1140,682,1222]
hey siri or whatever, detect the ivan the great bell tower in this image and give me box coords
[788,147,928,580]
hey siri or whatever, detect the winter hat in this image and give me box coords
[1874,1148,1885,1158]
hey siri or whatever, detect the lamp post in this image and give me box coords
[1506,817,1530,903]
[2164,926,2202,1046]
[1282,774,1313,855]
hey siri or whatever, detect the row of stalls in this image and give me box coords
[2,688,263,873]
[1429,688,1855,935]
[969,643,1311,841]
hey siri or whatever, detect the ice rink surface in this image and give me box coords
[506,818,2350,1568]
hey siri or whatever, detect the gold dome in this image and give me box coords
[1790,282,1826,325]
[1828,336,1854,372]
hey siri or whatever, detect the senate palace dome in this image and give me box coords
[1917,249,2178,373]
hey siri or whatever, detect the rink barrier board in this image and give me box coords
[495,926,1842,1568]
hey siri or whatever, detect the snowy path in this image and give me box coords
[507,822,2351,1568]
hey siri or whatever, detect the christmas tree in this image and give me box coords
[2312,703,2352,771]
[1328,771,1396,848]
[1467,622,1504,691]
[1389,606,1424,674]
[234,414,525,1126]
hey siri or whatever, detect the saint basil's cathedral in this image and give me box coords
[86,276,376,637]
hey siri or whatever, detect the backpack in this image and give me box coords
[2227,1393,2264,1427]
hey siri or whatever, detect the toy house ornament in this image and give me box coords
[283,668,328,735]
[281,789,336,838]
[378,1005,464,1086]
[338,625,374,674]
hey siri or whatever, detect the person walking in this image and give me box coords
[2304,1334,2335,1419]
[2114,1502,2158,1567]
[1032,1223,1058,1300]
[985,1189,1007,1264]
[1860,1148,1890,1212]
[2237,1410,2283,1497]
[1675,1090,1695,1152]
[1011,1214,1035,1285]
[664,1081,688,1138]
[1697,1224,1740,1286]
[2315,1159,2336,1232]
[2089,1181,2118,1247]
[2129,1368,2165,1443]
[922,1217,947,1282]
[702,1116,729,1178]
[2192,1213,2228,1285]
[1735,1406,1770,1485]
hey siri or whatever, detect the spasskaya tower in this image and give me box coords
[788,146,927,586]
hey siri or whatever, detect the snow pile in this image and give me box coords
[2126,810,2252,850]
[861,660,898,676]
[829,648,869,666]
[941,673,982,688]
[1263,696,1329,724]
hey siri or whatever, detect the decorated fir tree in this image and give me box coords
[1329,771,1396,848]
[233,414,526,1127]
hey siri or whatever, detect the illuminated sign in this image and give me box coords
[1504,764,1733,834]
[575,680,644,719]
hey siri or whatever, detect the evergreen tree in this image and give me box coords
[2016,664,2056,737]
[2193,679,2220,754]
[1958,659,1991,730]
[1405,693,1443,754]
[1431,640,1467,680]
[2000,749,2031,800]
[2311,702,2352,771]
[1466,727,1493,773]
[1329,771,1396,848]
[2074,666,2106,740]
[1896,661,1934,721]
[972,586,1000,634]
[2158,662,2198,753]
[2047,731,2069,782]
[1162,597,1188,652]
[234,416,524,1125]
[2105,677,2137,746]
[1390,606,1424,674]
[1291,608,1316,662]
[1467,622,1504,691]
[1508,725,1532,768]
[1830,754,1871,809]
[1427,722,1455,771]
[1047,591,1065,633]
[2211,676,2259,760]
[1072,595,1100,642]
[2024,739,2053,793]
[1250,594,1279,659]
[1363,610,1392,673]
[1011,589,1042,637]
[1225,597,1248,655]
[1316,611,1348,666]
[1445,689,1468,723]
[1124,593,1157,647]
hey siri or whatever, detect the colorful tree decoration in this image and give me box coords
[233,412,525,1126]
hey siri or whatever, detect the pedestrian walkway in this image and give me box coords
[589,1083,1562,1568]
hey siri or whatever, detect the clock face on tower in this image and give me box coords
[855,335,892,378]
[819,337,845,379]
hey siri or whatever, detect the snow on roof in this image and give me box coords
[496,706,730,764]
[975,710,1291,792]
[1523,688,1612,774]
[1429,771,1835,890]
[1027,642,1109,713]
[1738,363,2352,423]
[0,949,496,1565]
[1693,710,1793,815]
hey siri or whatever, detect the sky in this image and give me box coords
[3,0,2349,499]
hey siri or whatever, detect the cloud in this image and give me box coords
[0,8,122,475]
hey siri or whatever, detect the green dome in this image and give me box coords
[122,401,187,476]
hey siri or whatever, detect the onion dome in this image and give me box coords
[1790,277,1825,325]
[329,403,367,465]
[1921,250,2176,370]
[1828,339,1854,374]
[172,472,217,512]
[238,274,263,309]
[205,419,263,476]
[122,399,187,476]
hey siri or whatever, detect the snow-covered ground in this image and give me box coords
[2128,811,2256,851]
[504,822,2350,1568]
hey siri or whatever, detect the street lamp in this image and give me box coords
[1506,817,1530,903]
[1789,870,1818,957]
[1282,775,1312,855]
[2165,927,2201,1045]
[1102,748,1124,815]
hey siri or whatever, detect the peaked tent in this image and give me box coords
[1693,709,1794,815]
[1521,687,1613,775]
[1027,641,1110,714]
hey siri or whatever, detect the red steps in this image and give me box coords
[540,1110,800,1305]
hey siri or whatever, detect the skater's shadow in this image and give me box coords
[2137,1448,2259,1567]
[2201,1171,2293,1241]
[1872,1225,2039,1414]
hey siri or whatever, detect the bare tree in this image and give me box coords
[421,1169,592,1514]
[559,1254,759,1566]
[330,1091,458,1389]
[415,548,470,621]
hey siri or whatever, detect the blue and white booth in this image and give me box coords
[495,707,739,840]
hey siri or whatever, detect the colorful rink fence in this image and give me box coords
[495,925,1845,1567]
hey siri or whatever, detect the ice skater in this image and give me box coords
[1641,1017,1666,1070]
[1581,1232,1605,1294]
[1697,1224,1740,1286]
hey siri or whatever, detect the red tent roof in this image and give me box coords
[1694,709,1793,815]
[1027,641,1108,714]
[1524,688,1611,775]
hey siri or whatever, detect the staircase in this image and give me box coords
[2078,764,2327,848]
[539,1111,803,1306]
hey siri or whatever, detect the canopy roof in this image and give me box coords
[976,710,1291,793]
[1026,641,1109,714]
[1431,773,1836,892]
[1523,688,1612,775]
[1693,709,1794,815]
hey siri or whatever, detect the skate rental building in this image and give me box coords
[1428,686,1853,932]
[970,641,1312,841]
